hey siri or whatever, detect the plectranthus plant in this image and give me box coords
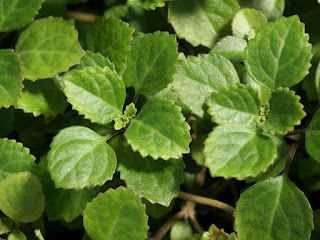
[0,0,320,240]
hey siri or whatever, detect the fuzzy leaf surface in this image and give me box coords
[204,125,277,180]
[119,151,184,206]
[0,172,45,223]
[0,49,23,107]
[211,36,247,62]
[123,31,178,94]
[168,0,239,48]
[15,17,84,81]
[83,187,148,240]
[74,51,114,72]
[47,126,117,189]
[206,83,261,127]
[63,66,125,124]
[124,99,191,160]
[306,109,320,163]
[234,176,313,240]
[171,54,239,118]
[244,16,312,89]
[127,0,170,10]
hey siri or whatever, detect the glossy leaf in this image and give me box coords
[15,17,84,81]
[87,17,134,72]
[123,31,178,94]
[0,172,45,223]
[127,0,170,10]
[211,36,247,62]
[124,99,191,160]
[206,83,261,127]
[234,176,313,240]
[0,138,36,181]
[118,151,184,206]
[306,109,320,163]
[0,0,43,31]
[171,54,240,118]
[0,49,23,107]
[83,187,148,240]
[63,66,126,124]
[168,0,239,48]
[244,16,312,89]
[47,126,117,189]
[204,125,277,180]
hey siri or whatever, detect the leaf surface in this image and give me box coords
[306,109,320,163]
[127,0,170,10]
[211,36,247,62]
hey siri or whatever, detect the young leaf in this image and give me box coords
[127,0,170,10]
[63,66,126,125]
[170,220,194,240]
[124,99,191,160]
[244,16,312,89]
[17,78,68,117]
[168,0,239,48]
[0,138,36,181]
[123,31,178,94]
[86,17,134,72]
[74,51,115,72]
[83,187,148,240]
[171,54,240,118]
[118,151,185,206]
[204,125,277,180]
[0,49,23,108]
[234,176,313,240]
[316,61,320,102]
[306,109,320,163]
[8,230,27,240]
[0,217,14,235]
[206,83,261,127]
[0,172,45,223]
[261,88,305,134]
[0,0,43,31]
[47,126,117,189]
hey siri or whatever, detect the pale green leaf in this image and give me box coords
[63,66,126,125]
[210,36,247,62]
[170,220,194,240]
[244,16,312,89]
[17,78,68,117]
[232,8,267,39]
[103,5,128,20]
[83,187,149,240]
[0,0,43,31]
[47,126,117,189]
[171,54,240,118]
[242,73,271,105]
[0,49,23,108]
[74,51,115,72]
[86,17,134,72]
[168,0,239,48]
[316,61,320,102]
[15,17,84,81]
[204,125,277,180]
[118,151,184,206]
[234,176,313,240]
[127,0,170,10]
[0,138,36,181]
[306,109,320,163]
[124,99,191,160]
[123,31,178,94]
[206,83,261,127]
[0,172,45,223]
[261,88,305,134]
[8,230,27,240]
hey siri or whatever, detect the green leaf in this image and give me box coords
[123,31,178,94]
[171,54,240,118]
[86,17,134,72]
[244,16,312,89]
[231,8,267,39]
[0,217,14,235]
[242,73,271,105]
[0,0,43,31]
[47,126,117,189]
[127,0,170,10]
[17,78,68,117]
[74,51,115,72]
[0,172,45,223]
[83,187,148,240]
[261,88,305,134]
[306,109,320,163]
[204,125,277,180]
[168,0,239,48]
[316,61,320,102]
[0,138,36,181]
[296,155,320,192]
[15,17,84,81]
[0,49,23,108]
[190,135,207,167]
[118,151,184,206]
[142,198,173,219]
[8,230,27,240]
[63,66,126,125]
[210,36,247,62]
[206,83,261,127]
[170,220,194,240]
[124,99,191,160]
[234,176,313,240]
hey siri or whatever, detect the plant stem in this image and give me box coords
[282,141,300,176]
[133,93,140,105]
[67,11,100,23]
[285,128,306,136]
